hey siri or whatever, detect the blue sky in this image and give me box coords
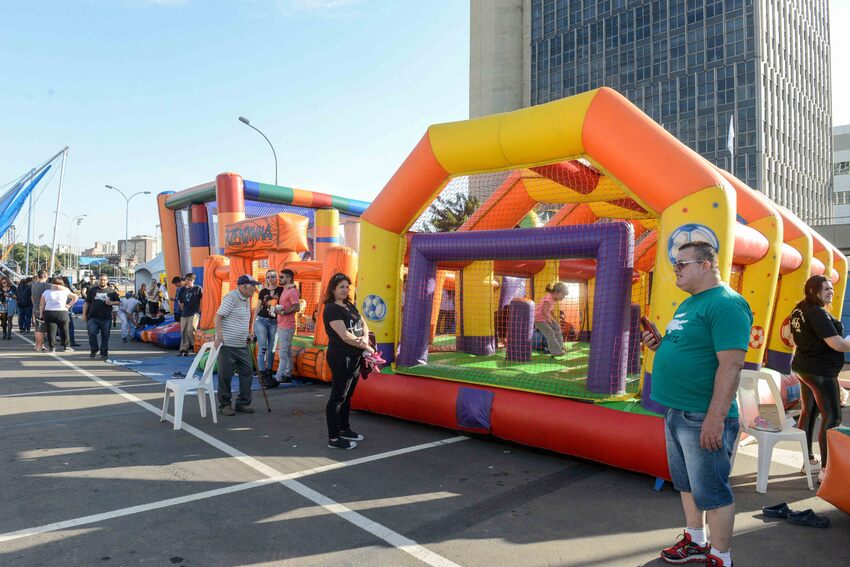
[0,0,469,248]
[2,0,849,251]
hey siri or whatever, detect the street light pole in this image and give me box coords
[105,185,151,286]
[238,116,278,186]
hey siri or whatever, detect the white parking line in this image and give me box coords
[7,333,464,567]
[0,382,157,398]
[0,437,466,545]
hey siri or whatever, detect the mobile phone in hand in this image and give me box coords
[640,316,661,343]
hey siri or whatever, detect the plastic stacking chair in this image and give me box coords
[736,368,814,493]
[160,342,220,431]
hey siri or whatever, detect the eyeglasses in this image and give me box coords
[672,259,706,271]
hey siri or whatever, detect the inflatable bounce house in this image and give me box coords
[156,173,369,381]
[350,87,847,479]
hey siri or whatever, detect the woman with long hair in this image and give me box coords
[322,273,383,449]
[789,274,849,482]
[39,277,78,352]
[137,283,148,315]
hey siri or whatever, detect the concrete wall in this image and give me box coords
[469,0,526,118]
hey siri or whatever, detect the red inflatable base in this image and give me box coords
[352,372,670,480]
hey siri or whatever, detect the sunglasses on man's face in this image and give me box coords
[672,259,706,272]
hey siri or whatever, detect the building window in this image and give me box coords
[836,161,850,176]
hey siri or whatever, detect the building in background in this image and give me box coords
[117,235,156,267]
[1,225,14,247]
[470,0,832,224]
[81,241,117,257]
[832,125,850,222]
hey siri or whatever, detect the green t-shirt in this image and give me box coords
[651,284,752,418]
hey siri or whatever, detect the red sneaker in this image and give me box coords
[704,553,732,566]
[660,532,710,564]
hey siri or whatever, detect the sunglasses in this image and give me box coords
[266,274,278,278]
[672,259,706,271]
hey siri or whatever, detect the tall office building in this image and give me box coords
[833,125,850,222]
[470,0,832,223]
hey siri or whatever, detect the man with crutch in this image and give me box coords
[214,274,269,415]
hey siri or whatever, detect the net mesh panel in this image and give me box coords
[174,208,192,275]
[402,163,656,402]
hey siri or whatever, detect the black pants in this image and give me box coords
[325,350,362,439]
[796,371,843,468]
[43,310,70,349]
[0,312,8,338]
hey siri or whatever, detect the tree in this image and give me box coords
[423,192,479,232]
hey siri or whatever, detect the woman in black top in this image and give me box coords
[789,274,849,480]
[322,272,377,449]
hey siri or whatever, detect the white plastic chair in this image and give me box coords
[735,368,813,493]
[160,342,220,431]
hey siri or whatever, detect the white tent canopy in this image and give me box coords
[133,253,165,292]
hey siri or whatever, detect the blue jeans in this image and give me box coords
[18,306,32,331]
[254,317,277,372]
[275,328,295,379]
[664,408,739,510]
[87,318,112,357]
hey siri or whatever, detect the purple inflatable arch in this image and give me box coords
[397,223,635,394]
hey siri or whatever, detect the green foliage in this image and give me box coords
[424,192,480,233]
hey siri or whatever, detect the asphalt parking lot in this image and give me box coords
[1,327,847,566]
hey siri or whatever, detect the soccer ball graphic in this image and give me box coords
[362,294,388,322]
[667,224,720,264]
[749,326,765,349]
[780,317,795,348]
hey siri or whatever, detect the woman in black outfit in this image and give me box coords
[322,273,377,449]
[789,274,848,482]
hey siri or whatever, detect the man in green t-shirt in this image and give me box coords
[641,241,751,567]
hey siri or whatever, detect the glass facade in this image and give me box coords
[529,0,831,223]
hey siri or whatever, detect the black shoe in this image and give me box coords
[122,338,128,343]
[328,437,357,449]
[100,355,108,361]
[340,429,364,441]
[182,351,189,357]
[220,405,235,416]
[71,342,81,347]
[177,350,185,357]
[235,405,255,414]
[261,371,280,389]
[90,350,97,358]
[281,375,292,384]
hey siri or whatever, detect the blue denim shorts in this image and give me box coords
[664,408,739,510]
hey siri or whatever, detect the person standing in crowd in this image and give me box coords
[254,270,282,388]
[83,273,120,360]
[16,277,33,333]
[323,273,383,450]
[789,275,849,484]
[170,276,183,323]
[274,269,300,385]
[177,273,202,356]
[214,274,259,416]
[40,277,78,352]
[641,242,751,567]
[60,277,81,347]
[137,283,148,315]
[118,291,141,343]
[31,270,51,352]
[79,274,96,302]
[147,281,162,317]
[0,277,15,340]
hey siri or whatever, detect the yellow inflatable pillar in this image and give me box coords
[738,214,782,369]
[355,221,403,363]
[459,261,496,355]
[831,249,848,319]
[766,233,812,374]
[315,209,340,261]
[642,185,736,412]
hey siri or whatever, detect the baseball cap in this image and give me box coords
[237,274,261,286]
